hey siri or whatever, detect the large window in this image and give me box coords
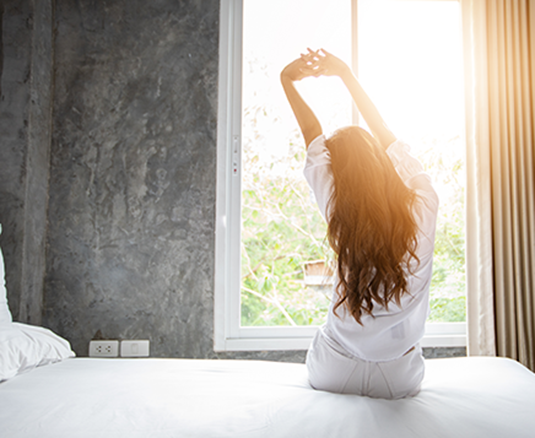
[215,0,467,351]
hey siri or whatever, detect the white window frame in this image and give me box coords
[214,0,466,352]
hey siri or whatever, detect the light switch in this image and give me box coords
[120,340,150,357]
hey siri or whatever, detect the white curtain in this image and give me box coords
[462,0,535,371]
[462,0,496,357]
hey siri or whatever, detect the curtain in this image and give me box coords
[463,0,535,371]
[462,0,496,358]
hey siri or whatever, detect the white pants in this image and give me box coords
[306,329,425,400]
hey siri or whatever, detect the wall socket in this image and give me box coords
[88,339,150,357]
[89,340,119,357]
[120,340,150,357]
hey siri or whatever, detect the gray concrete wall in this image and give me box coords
[0,0,53,325]
[44,0,220,357]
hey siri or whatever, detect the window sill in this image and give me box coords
[214,322,467,352]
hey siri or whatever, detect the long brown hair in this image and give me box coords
[325,126,419,324]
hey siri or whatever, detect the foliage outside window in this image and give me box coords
[240,99,466,326]
[240,0,466,328]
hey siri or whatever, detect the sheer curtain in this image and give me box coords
[462,0,535,371]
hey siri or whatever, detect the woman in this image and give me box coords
[281,49,439,399]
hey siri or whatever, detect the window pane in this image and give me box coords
[241,0,351,327]
[358,0,466,322]
[241,0,466,327]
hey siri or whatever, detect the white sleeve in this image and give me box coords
[386,140,439,238]
[303,135,334,222]
[386,140,427,185]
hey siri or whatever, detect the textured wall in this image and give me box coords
[0,0,53,324]
[423,347,466,359]
[0,0,30,322]
[44,0,219,357]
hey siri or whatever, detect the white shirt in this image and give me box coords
[304,134,439,361]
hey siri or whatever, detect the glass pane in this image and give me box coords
[241,0,351,326]
[241,0,466,326]
[358,0,466,322]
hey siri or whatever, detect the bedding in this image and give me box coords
[1,355,534,437]
[0,323,75,381]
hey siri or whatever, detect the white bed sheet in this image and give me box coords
[0,356,534,437]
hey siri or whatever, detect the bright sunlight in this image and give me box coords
[241,0,465,327]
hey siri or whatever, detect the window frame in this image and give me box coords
[214,0,466,352]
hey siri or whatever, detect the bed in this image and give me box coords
[1,229,535,437]
[1,345,535,437]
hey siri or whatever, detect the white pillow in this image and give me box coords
[0,223,12,324]
[0,322,75,382]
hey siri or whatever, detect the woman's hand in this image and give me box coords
[280,51,318,82]
[306,48,352,79]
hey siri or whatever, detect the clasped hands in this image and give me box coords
[281,48,351,82]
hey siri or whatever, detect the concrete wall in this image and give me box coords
[0,0,53,325]
[0,0,465,361]
[44,0,219,358]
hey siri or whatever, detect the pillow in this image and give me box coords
[0,322,75,382]
[0,223,13,324]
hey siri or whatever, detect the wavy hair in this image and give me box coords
[325,126,419,324]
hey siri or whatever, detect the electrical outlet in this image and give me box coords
[89,340,119,357]
[120,340,150,357]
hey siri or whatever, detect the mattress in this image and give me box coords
[1,356,534,437]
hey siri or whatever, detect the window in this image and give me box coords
[215,0,467,351]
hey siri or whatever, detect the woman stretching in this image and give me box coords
[281,49,439,399]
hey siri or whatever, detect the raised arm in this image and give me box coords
[280,55,322,148]
[309,48,396,150]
